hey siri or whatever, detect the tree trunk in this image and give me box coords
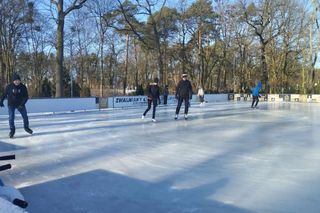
[157,48,164,85]
[55,0,87,97]
[56,0,64,97]
[216,66,221,92]
[134,40,139,89]
[198,30,202,86]
[123,33,129,95]
[99,31,104,97]
[261,44,269,93]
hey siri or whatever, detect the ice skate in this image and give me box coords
[9,128,15,139]
[24,127,33,135]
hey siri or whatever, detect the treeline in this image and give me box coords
[0,0,320,98]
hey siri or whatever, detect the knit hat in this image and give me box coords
[12,73,21,81]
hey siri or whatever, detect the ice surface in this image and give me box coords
[0,101,320,213]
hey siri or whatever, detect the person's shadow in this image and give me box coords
[0,140,26,152]
[20,169,257,213]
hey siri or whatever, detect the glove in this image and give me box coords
[0,102,4,107]
[17,105,24,110]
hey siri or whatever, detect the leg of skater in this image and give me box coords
[175,98,183,119]
[142,99,152,119]
[152,99,158,122]
[8,106,16,138]
[18,106,32,134]
[251,97,256,108]
[184,97,189,119]
[254,97,259,107]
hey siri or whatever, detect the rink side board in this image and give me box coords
[0,98,97,115]
[107,94,229,108]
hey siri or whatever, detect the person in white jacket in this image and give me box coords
[197,87,205,105]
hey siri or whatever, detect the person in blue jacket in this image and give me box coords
[251,81,262,108]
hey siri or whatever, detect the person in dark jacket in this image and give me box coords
[142,77,160,122]
[0,74,33,138]
[251,81,262,108]
[163,85,169,105]
[175,73,192,120]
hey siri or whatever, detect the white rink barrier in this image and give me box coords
[268,94,283,102]
[312,95,320,102]
[290,94,300,102]
[1,93,318,114]
[233,94,267,101]
[107,94,229,108]
[234,94,320,103]
[0,97,97,115]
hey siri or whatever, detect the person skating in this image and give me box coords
[0,74,33,138]
[142,77,160,122]
[163,85,169,105]
[197,86,205,106]
[251,80,262,108]
[175,74,192,120]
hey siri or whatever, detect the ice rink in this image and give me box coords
[0,101,320,213]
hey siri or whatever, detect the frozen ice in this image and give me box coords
[0,101,320,213]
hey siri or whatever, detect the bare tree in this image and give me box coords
[50,0,87,97]
[0,0,30,86]
[117,0,168,84]
[242,0,285,93]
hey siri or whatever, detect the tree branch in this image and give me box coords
[50,0,58,7]
[64,0,87,16]
[116,0,149,47]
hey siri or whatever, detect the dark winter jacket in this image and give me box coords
[176,80,192,99]
[147,83,160,101]
[163,87,169,96]
[0,83,29,107]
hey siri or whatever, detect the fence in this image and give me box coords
[232,94,320,103]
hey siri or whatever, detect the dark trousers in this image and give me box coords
[176,97,190,115]
[199,95,204,103]
[8,106,29,129]
[163,95,168,105]
[251,96,259,108]
[143,99,158,119]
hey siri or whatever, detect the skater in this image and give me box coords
[251,80,262,108]
[142,77,160,122]
[197,86,205,105]
[0,73,33,138]
[163,85,169,105]
[175,73,193,120]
